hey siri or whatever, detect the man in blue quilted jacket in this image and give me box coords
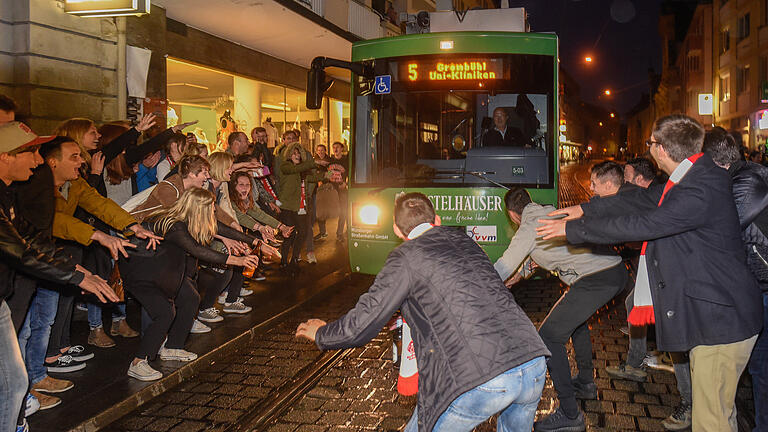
[296,192,550,432]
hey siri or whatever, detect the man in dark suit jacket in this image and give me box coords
[538,114,763,432]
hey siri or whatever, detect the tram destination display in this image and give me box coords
[396,58,506,84]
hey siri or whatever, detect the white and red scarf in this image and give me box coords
[628,153,703,326]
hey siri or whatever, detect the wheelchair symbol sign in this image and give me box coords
[374,75,391,95]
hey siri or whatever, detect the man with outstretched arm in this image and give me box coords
[296,192,549,432]
[538,114,763,432]
[494,187,628,432]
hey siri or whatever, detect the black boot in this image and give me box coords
[534,408,585,432]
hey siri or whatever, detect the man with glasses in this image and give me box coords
[539,114,763,432]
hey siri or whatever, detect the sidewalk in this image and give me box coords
[27,225,350,432]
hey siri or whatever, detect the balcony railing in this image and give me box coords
[294,0,396,40]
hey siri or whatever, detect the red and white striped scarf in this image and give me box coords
[628,153,704,326]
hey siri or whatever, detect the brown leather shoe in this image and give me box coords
[87,327,116,348]
[29,390,61,410]
[110,319,139,338]
[32,376,73,393]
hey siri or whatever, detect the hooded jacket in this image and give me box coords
[316,226,549,432]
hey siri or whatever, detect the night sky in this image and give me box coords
[509,0,664,116]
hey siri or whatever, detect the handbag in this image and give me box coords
[109,264,125,302]
[315,183,340,221]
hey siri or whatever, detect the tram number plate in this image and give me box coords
[511,166,524,176]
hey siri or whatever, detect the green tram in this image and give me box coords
[308,12,559,274]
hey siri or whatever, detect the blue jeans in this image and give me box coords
[0,301,28,432]
[404,356,547,432]
[17,287,58,385]
[749,291,768,432]
[87,302,126,329]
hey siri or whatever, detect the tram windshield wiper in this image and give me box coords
[432,169,509,189]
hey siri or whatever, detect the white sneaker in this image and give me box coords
[25,393,40,417]
[239,288,253,297]
[223,301,252,314]
[306,252,317,264]
[159,347,198,362]
[197,307,223,323]
[190,319,211,334]
[218,294,243,304]
[127,359,162,381]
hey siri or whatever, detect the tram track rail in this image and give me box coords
[224,348,355,432]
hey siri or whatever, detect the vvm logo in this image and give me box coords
[466,225,497,243]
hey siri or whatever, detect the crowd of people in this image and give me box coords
[297,114,767,432]
[0,94,349,432]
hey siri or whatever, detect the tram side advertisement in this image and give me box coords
[348,188,515,274]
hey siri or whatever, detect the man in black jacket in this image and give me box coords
[703,127,768,432]
[0,122,117,432]
[296,192,549,432]
[538,114,763,432]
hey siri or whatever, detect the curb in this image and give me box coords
[69,269,351,432]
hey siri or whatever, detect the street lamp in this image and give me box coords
[610,112,615,118]
[604,89,611,96]
[584,56,593,63]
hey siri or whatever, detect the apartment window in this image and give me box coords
[720,74,731,101]
[721,28,731,53]
[738,13,750,40]
[687,54,700,72]
[737,65,750,93]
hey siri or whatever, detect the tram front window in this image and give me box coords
[353,54,555,188]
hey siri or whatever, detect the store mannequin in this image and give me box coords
[263,117,278,149]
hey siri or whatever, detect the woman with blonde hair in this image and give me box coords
[119,187,258,381]
[195,152,275,320]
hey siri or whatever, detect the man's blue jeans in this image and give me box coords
[404,356,546,432]
[0,301,28,432]
[87,302,126,329]
[749,291,768,432]
[17,286,58,385]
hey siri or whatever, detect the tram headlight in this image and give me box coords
[359,204,380,226]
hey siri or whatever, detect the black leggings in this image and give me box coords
[279,209,310,264]
[128,278,199,359]
[198,267,241,310]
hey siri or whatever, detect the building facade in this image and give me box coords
[714,0,768,150]
[0,0,420,149]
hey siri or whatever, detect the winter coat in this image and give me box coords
[728,160,768,286]
[277,143,326,212]
[316,226,550,432]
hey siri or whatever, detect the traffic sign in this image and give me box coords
[374,75,391,95]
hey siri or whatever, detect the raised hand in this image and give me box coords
[172,120,199,133]
[135,113,157,132]
[90,151,105,176]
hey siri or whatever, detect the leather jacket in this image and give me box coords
[729,160,768,285]
[0,181,83,302]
